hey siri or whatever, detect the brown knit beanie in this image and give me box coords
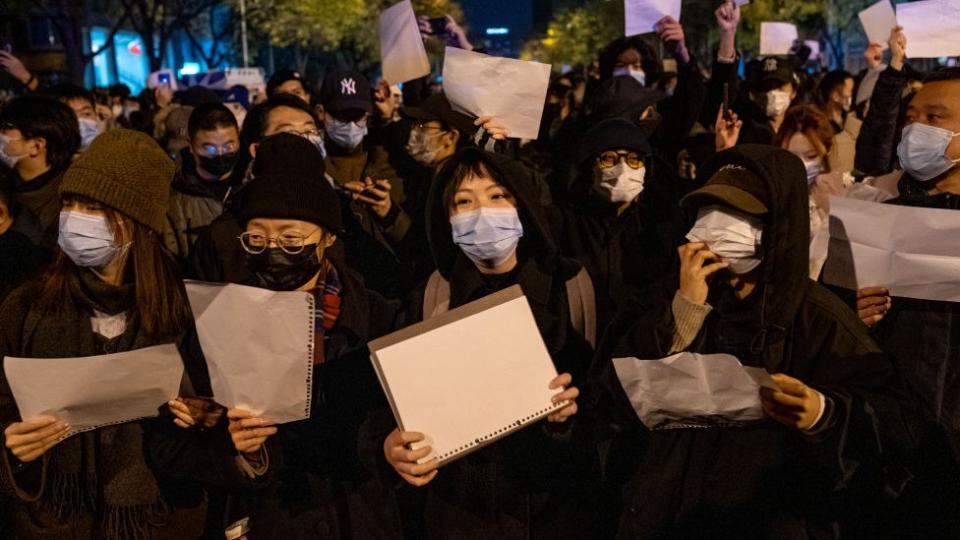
[60,128,174,233]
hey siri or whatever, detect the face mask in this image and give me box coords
[300,132,326,159]
[406,128,446,166]
[58,211,129,268]
[802,158,822,184]
[325,118,367,151]
[897,122,960,182]
[450,207,524,267]
[841,95,852,112]
[686,206,763,275]
[596,162,646,203]
[111,104,124,118]
[198,152,239,178]
[613,67,646,87]
[78,118,103,151]
[765,90,791,118]
[0,134,25,169]
[246,245,323,291]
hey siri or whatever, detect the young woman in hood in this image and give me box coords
[383,148,599,540]
[593,145,918,538]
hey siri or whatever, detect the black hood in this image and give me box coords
[695,144,812,368]
[427,147,559,280]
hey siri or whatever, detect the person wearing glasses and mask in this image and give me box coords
[551,118,685,330]
[163,103,241,261]
[197,132,403,539]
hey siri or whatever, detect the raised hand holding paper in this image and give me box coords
[442,47,551,140]
[760,22,798,56]
[4,344,184,436]
[379,0,431,84]
[858,0,897,49]
[624,0,682,37]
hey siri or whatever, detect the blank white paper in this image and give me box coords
[624,0,682,37]
[379,0,431,84]
[858,1,897,50]
[760,22,798,56]
[897,0,960,58]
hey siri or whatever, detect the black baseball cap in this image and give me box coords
[680,164,769,216]
[747,57,798,90]
[266,69,306,97]
[320,70,372,114]
[400,93,477,136]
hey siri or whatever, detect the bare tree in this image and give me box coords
[120,0,220,72]
[182,3,236,69]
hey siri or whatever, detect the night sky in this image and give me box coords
[460,0,534,43]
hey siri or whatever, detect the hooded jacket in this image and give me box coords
[163,149,234,261]
[406,148,600,540]
[592,145,917,539]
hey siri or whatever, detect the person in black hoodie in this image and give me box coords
[593,145,917,538]
[172,133,403,539]
[383,148,595,540]
[0,178,47,301]
[853,67,960,539]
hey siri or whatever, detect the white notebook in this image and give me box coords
[369,285,566,465]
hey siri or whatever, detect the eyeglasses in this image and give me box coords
[597,150,644,170]
[277,127,322,138]
[413,121,446,132]
[198,142,239,157]
[239,228,320,255]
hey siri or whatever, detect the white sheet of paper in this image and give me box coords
[4,344,184,436]
[379,0,431,84]
[823,197,960,301]
[186,281,315,424]
[805,40,821,60]
[897,0,960,58]
[859,1,897,50]
[369,286,565,465]
[735,0,750,6]
[624,0,681,36]
[612,352,777,430]
[442,47,551,140]
[760,22,798,55]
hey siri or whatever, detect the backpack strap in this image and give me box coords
[423,271,451,319]
[565,267,597,349]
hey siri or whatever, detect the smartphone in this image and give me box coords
[158,72,171,85]
[428,17,448,36]
[722,82,732,121]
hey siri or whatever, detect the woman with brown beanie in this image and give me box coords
[0,129,211,539]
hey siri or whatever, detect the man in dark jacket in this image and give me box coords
[855,67,960,538]
[854,25,909,177]
[0,95,80,250]
[593,145,916,538]
[164,103,241,261]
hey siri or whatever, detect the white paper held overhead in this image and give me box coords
[441,47,551,140]
[760,22,798,56]
[858,1,897,50]
[379,0,431,84]
[4,344,184,436]
[896,0,960,58]
[612,352,777,430]
[186,281,315,424]
[624,0,682,37]
[823,197,960,302]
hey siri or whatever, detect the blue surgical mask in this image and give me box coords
[78,118,103,151]
[898,122,960,182]
[802,158,822,184]
[325,118,367,151]
[613,67,646,87]
[450,207,524,267]
[58,211,129,267]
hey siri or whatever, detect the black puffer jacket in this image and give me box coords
[403,148,600,540]
[593,145,918,539]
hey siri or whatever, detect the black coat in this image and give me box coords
[854,66,908,177]
[592,145,918,539]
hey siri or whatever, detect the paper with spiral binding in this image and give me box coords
[369,285,567,466]
[186,281,315,424]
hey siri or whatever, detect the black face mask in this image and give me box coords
[246,245,322,291]
[198,152,239,178]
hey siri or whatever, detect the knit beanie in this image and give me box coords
[238,133,342,233]
[60,128,174,233]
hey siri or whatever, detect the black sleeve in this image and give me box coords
[700,55,741,129]
[854,66,908,176]
[657,55,707,159]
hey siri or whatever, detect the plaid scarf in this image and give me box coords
[310,258,342,364]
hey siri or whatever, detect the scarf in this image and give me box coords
[310,258,342,364]
[13,269,179,539]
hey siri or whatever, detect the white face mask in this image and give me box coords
[325,117,367,151]
[58,211,130,268]
[802,157,822,184]
[406,128,446,166]
[0,134,26,169]
[765,90,791,118]
[897,122,960,182]
[686,206,763,275]
[450,207,524,267]
[613,66,646,87]
[78,117,104,151]
[596,162,646,203]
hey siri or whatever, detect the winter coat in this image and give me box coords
[9,167,67,251]
[827,114,861,174]
[593,145,918,539]
[403,148,601,540]
[854,66,908,177]
[163,151,232,261]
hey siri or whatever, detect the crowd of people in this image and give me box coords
[0,1,958,538]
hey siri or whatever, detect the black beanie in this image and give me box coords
[578,118,653,164]
[238,133,342,233]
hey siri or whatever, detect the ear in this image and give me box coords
[446,129,460,148]
[324,234,337,248]
[249,142,258,158]
[29,136,46,159]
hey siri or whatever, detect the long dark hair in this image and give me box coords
[36,197,192,338]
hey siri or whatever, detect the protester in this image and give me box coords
[0,177,47,301]
[593,145,916,538]
[164,102,241,261]
[383,148,592,539]
[855,26,909,177]
[816,70,860,173]
[44,83,104,152]
[265,69,310,103]
[0,95,81,250]
[0,129,210,538]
